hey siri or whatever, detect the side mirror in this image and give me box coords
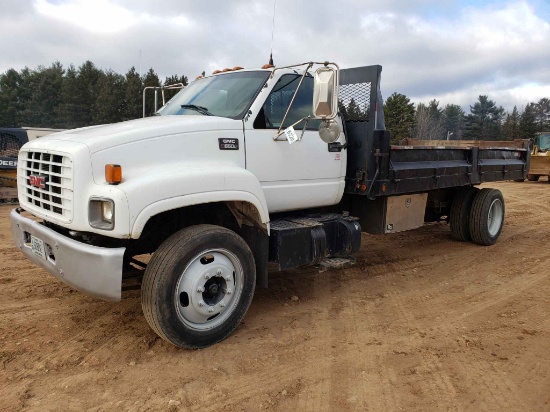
[313,67,338,119]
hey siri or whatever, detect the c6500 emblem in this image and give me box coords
[218,138,239,150]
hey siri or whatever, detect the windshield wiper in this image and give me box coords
[181,104,213,116]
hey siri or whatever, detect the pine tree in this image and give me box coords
[92,71,126,125]
[23,62,64,127]
[519,103,537,140]
[443,104,465,140]
[534,98,550,132]
[0,69,22,127]
[383,92,415,144]
[123,67,142,121]
[501,106,520,141]
[77,60,102,126]
[56,65,86,129]
[142,68,161,117]
[464,95,505,140]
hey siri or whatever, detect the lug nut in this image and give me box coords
[217,269,222,276]
[219,301,226,307]
[226,289,232,295]
[197,287,205,293]
[205,274,211,280]
[208,306,214,313]
[198,300,205,307]
[225,276,231,282]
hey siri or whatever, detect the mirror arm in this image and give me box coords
[273,116,310,140]
[275,62,313,138]
[300,116,310,140]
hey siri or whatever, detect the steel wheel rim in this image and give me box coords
[487,198,503,236]
[175,248,244,331]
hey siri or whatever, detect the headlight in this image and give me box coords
[89,198,115,230]
[102,201,114,222]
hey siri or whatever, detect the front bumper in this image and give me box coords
[10,208,125,301]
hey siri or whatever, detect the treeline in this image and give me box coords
[382,93,549,144]
[0,61,188,129]
[2,60,548,143]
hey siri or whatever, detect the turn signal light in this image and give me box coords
[105,164,122,185]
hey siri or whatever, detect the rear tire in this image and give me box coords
[449,186,479,241]
[469,189,504,246]
[141,224,256,349]
[527,174,539,181]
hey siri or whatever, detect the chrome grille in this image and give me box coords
[18,150,73,221]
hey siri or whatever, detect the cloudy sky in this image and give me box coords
[1,0,549,111]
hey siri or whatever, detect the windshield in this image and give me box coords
[157,71,270,120]
[536,133,550,151]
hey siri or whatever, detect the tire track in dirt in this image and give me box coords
[376,264,538,411]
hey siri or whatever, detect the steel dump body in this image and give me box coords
[338,66,531,197]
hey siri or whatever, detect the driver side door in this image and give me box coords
[244,73,346,213]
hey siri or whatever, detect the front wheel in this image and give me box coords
[141,225,256,348]
[469,189,505,246]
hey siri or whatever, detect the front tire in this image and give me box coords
[469,189,505,246]
[141,225,256,348]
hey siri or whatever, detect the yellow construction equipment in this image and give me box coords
[0,127,61,203]
[527,132,550,183]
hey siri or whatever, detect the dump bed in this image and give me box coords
[338,66,531,197]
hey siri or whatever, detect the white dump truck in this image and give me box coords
[11,62,530,348]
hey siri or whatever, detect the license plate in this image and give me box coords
[31,235,47,260]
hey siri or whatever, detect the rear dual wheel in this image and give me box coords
[450,187,504,246]
[469,189,504,246]
[449,187,479,241]
[141,225,256,349]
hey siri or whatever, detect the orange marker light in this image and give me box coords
[233,66,244,70]
[105,164,122,185]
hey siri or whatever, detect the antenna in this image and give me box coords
[139,50,142,79]
[269,0,277,65]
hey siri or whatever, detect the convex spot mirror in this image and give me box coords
[313,67,338,119]
[319,119,341,143]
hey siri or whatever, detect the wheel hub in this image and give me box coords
[487,198,503,236]
[175,249,241,329]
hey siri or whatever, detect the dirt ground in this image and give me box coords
[1,181,549,411]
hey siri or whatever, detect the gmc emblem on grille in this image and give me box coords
[29,175,46,189]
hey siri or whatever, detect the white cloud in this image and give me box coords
[34,0,138,33]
